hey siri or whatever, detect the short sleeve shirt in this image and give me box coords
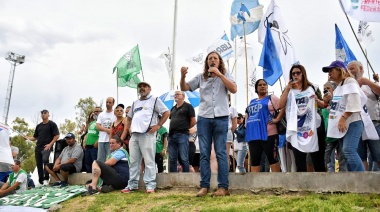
[187,72,235,118]
[59,143,84,172]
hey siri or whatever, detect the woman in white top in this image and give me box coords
[322,60,365,171]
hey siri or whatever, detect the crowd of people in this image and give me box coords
[1,51,379,198]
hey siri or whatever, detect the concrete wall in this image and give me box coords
[64,172,380,194]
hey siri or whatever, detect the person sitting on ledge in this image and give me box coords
[83,135,130,196]
[45,132,84,187]
[0,160,28,197]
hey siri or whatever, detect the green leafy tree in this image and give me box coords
[11,117,36,172]
[59,119,76,135]
[75,97,99,132]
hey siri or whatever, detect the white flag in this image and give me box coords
[185,49,205,64]
[207,33,234,60]
[258,0,298,83]
[159,48,172,79]
[340,0,380,22]
[0,123,13,165]
[357,21,374,49]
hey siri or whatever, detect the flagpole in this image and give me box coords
[116,69,119,104]
[231,38,238,75]
[171,0,178,90]
[339,0,375,74]
[242,23,249,106]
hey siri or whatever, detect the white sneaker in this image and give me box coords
[43,180,49,186]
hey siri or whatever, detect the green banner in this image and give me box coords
[113,45,142,88]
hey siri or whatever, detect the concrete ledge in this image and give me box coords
[55,172,380,194]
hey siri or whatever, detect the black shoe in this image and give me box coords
[82,186,99,196]
[100,185,114,193]
[60,181,69,187]
[51,181,62,187]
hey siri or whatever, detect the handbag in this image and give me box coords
[269,95,287,135]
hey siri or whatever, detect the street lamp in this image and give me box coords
[2,52,25,125]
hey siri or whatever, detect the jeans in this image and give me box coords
[198,116,229,189]
[127,133,156,190]
[325,139,347,172]
[343,120,365,172]
[168,133,190,172]
[84,147,98,173]
[235,144,248,173]
[35,147,51,183]
[358,123,380,164]
[97,142,110,162]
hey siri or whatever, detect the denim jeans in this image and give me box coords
[97,142,110,162]
[358,123,380,165]
[343,120,365,172]
[168,133,190,172]
[198,116,229,189]
[84,147,98,173]
[325,139,347,172]
[235,144,248,173]
[127,133,156,190]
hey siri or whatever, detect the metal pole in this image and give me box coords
[3,62,16,125]
[171,0,178,90]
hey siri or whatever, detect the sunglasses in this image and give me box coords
[292,71,302,76]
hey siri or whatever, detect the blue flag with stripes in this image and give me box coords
[335,24,357,66]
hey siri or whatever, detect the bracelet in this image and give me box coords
[342,115,347,120]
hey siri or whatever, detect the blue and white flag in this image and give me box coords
[340,0,380,23]
[258,0,298,83]
[335,24,357,66]
[230,0,264,41]
[207,33,234,60]
[259,21,282,86]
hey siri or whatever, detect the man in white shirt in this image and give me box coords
[96,97,116,162]
[0,160,27,197]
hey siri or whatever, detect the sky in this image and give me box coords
[0,0,379,134]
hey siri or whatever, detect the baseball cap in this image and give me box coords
[64,132,75,139]
[322,60,347,73]
[137,81,151,88]
[41,109,49,114]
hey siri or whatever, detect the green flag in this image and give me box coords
[113,45,142,88]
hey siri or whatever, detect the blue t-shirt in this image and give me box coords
[245,96,271,142]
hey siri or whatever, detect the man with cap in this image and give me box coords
[23,109,59,186]
[347,60,380,171]
[45,133,84,187]
[122,81,170,193]
[0,160,28,197]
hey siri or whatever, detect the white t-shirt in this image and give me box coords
[361,84,380,121]
[228,106,238,129]
[7,171,27,193]
[96,111,116,142]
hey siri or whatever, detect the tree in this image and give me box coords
[11,117,36,172]
[74,97,99,132]
[59,119,76,135]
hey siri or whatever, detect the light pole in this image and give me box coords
[2,52,25,125]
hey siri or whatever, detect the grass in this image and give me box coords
[60,188,380,212]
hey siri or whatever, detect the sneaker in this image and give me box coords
[100,185,114,193]
[146,189,155,193]
[51,181,62,187]
[82,186,99,197]
[121,188,137,193]
[60,181,69,187]
[43,180,49,186]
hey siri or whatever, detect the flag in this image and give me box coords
[259,20,282,86]
[230,0,264,40]
[0,123,13,165]
[357,21,374,49]
[335,24,357,66]
[159,47,172,79]
[186,49,204,64]
[339,0,380,22]
[258,0,298,83]
[207,33,234,60]
[113,45,142,88]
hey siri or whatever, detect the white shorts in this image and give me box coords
[227,130,233,143]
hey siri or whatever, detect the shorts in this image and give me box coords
[227,130,233,143]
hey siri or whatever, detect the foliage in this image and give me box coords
[74,97,99,132]
[59,119,76,135]
[11,117,36,172]
[61,190,380,212]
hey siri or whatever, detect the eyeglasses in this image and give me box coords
[292,71,302,76]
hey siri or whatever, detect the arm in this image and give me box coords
[45,134,59,151]
[120,117,128,140]
[125,116,132,134]
[161,134,168,157]
[189,117,196,129]
[217,73,237,94]
[358,77,380,95]
[96,123,111,134]
[61,158,77,165]
[150,110,170,134]
[105,158,117,166]
[271,108,285,124]
[231,117,237,134]
[0,181,19,196]
[180,67,191,91]
[189,126,197,134]
[109,122,114,142]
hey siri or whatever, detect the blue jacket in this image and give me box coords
[234,124,246,143]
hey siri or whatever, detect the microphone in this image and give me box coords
[208,63,215,77]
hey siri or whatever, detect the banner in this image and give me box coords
[340,0,380,22]
[0,123,13,165]
[258,0,298,83]
[357,21,374,49]
[113,45,142,88]
[207,33,234,60]
[159,47,172,79]
[335,24,357,66]
[185,49,204,64]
